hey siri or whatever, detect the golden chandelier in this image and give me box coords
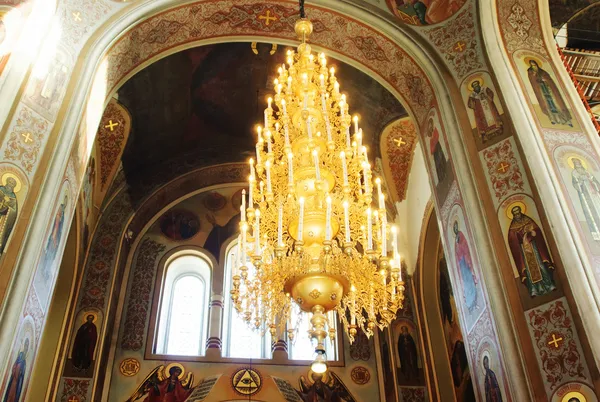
[231,17,405,368]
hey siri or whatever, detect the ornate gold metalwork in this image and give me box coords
[230,18,405,350]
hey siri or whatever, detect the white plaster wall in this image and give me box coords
[394,142,431,274]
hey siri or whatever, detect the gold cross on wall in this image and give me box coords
[454,41,466,52]
[497,162,510,173]
[104,120,119,131]
[72,11,82,22]
[21,132,33,143]
[394,138,406,147]
[258,10,277,26]
[548,333,563,349]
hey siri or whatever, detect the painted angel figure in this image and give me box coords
[571,158,600,241]
[297,372,355,402]
[126,365,194,402]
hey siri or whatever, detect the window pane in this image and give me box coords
[228,312,267,359]
[166,275,204,355]
[223,242,271,359]
[289,311,337,360]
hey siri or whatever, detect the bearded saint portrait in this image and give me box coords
[507,206,556,297]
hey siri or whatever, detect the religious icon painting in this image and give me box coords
[64,308,103,378]
[2,316,35,402]
[202,191,227,212]
[33,182,70,312]
[553,146,600,255]
[23,44,73,122]
[445,205,484,332]
[513,50,580,132]
[461,72,508,148]
[424,108,454,204]
[497,194,558,304]
[0,164,28,258]
[476,339,507,402]
[391,318,423,386]
[376,329,398,401]
[386,0,467,26]
[159,209,200,241]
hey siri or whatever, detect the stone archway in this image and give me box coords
[0,1,526,401]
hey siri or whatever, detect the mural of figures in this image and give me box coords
[126,364,194,402]
[462,73,506,147]
[3,317,34,402]
[159,210,200,241]
[483,356,503,402]
[71,313,98,372]
[452,220,479,311]
[506,202,556,297]
[555,147,600,254]
[23,46,72,122]
[0,172,21,256]
[425,109,453,201]
[570,157,600,241]
[392,320,422,385]
[514,51,578,131]
[378,331,396,401]
[438,248,475,402]
[204,212,240,261]
[446,206,483,331]
[476,342,506,402]
[388,0,466,26]
[64,309,103,378]
[297,371,356,402]
[33,184,70,310]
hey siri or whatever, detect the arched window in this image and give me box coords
[222,241,271,359]
[155,254,211,356]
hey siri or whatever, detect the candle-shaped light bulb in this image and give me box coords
[319,74,325,87]
[313,150,321,181]
[265,160,272,193]
[325,196,332,241]
[381,214,387,256]
[298,197,305,242]
[249,158,255,179]
[340,151,349,187]
[241,189,247,222]
[343,201,350,243]
[351,284,356,325]
[287,152,294,185]
[281,98,287,115]
[248,175,254,208]
[375,177,382,198]
[254,210,261,253]
[267,97,273,109]
[287,76,292,92]
[357,128,363,150]
[302,72,308,86]
[278,204,283,247]
[379,193,385,211]
[257,125,262,139]
[255,142,262,166]
[307,116,313,139]
[330,67,335,77]
[345,125,351,149]
[353,115,359,134]
[367,208,373,250]
[258,180,265,202]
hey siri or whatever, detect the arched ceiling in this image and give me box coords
[549,0,600,49]
[117,42,407,179]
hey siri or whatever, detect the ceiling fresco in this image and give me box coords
[549,0,600,29]
[386,0,468,25]
[118,42,406,179]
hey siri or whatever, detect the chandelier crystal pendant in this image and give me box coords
[231,17,405,364]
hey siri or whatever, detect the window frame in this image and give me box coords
[146,248,213,359]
